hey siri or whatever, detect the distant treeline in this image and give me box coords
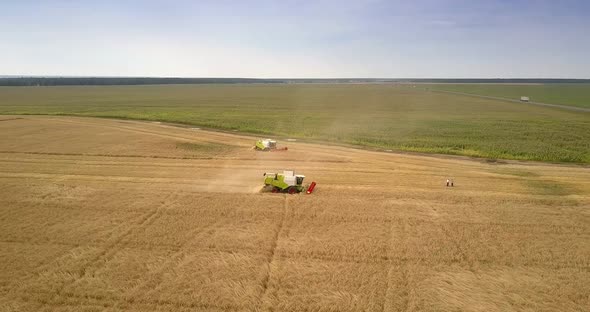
[403,79,590,84]
[1,77,589,86]
[0,77,281,86]
[282,78,590,84]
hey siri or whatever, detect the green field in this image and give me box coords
[426,83,590,109]
[1,84,589,163]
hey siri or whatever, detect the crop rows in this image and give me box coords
[1,84,589,162]
[0,116,588,311]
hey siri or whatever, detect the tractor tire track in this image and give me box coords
[381,214,394,312]
[258,195,293,312]
[0,117,24,122]
[124,210,236,300]
[23,289,240,312]
[53,191,176,297]
[422,200,474,269]
[52,118,225,145]
[432,90,590,113]
[384,218,410,312]
[1,187,158,288]
[0,150,216,160]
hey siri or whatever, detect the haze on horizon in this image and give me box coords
[1,0,589,79]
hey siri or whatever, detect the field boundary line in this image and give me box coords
[52,117,242,147]
[0,150,215,160]
[0,117,24,122]
[432,90,590,113]
[0,150,351,163]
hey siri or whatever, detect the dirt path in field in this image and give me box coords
[0,115,589,311]
[432,90,590,113]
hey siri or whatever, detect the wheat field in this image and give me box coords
[0,116,588,311]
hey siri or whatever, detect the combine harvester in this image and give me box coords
[255,139,288,152]
[263,170,317,194]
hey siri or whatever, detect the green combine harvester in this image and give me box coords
[263,170,306,194]
[255,139,288,151]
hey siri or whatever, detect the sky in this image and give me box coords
[1,0,589,78]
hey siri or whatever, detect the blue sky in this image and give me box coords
[1,0,589,78]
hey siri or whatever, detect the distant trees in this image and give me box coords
[0,77,282,86]
[0,77,588,86]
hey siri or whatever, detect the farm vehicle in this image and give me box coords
[263,170,316,194]
[255,139,288,151]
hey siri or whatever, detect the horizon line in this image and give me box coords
[2,75,590,80]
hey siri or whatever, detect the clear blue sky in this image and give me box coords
[1,0,589,78]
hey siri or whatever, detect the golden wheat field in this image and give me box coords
[0,116,589,311]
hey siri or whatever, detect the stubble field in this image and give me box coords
[0,116,589,311]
